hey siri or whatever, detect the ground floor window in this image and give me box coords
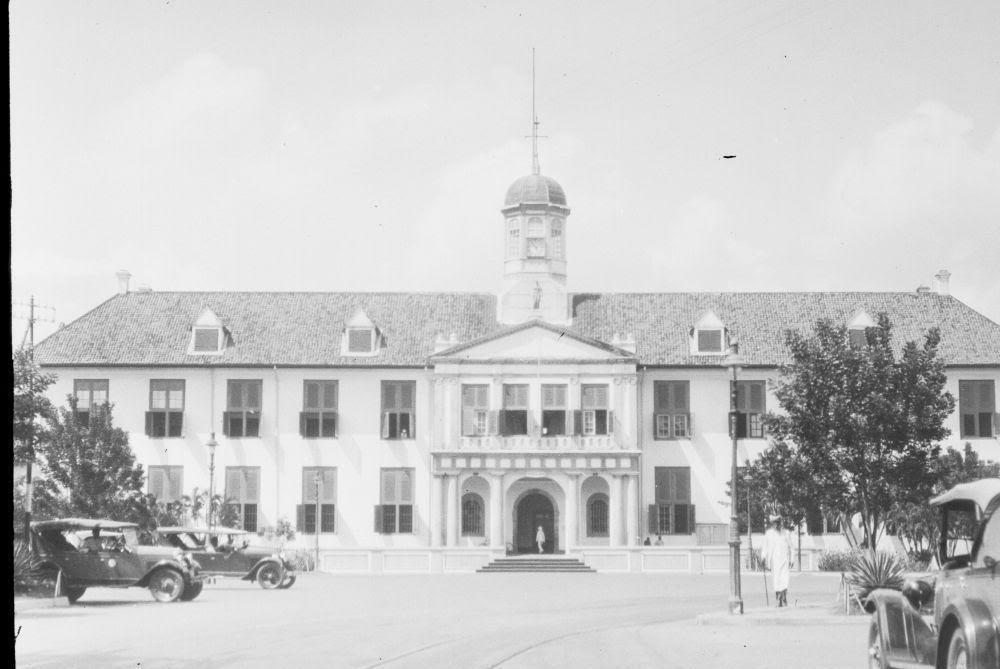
[225,466,260,532]
[650,467,693,535]
[147,465,183,503]
[586,494,609,537]
[461,493,485,536]
[376,468,414,534]
[298,467,336,533]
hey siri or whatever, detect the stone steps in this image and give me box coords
[477,557,596,573]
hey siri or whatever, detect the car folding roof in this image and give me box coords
[930,478,1000,512]
[31,518,139,531]
[155,526,248,535]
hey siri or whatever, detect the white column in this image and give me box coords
[490,473,504,548]
[430,474,443,547]
[443,380,457,449]
[565,474,579,551]
[609,474,623,546]
[445,474,458,547]
[626,474,639,546]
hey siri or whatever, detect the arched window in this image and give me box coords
[587,494,609,537]
[461,493,485,536]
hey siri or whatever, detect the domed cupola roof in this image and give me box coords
[503,174,568,209]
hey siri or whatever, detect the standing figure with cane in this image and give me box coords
[762,513,794,607]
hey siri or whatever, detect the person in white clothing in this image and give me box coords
[762,514,794,607]
[535,526,545,554]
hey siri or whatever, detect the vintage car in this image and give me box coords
[30,518,204,603]
[153,527,296,589]
[865,478,1000,669]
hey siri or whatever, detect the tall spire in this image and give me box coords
[531,48,540,176]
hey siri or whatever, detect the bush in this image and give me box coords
[286,549,316,572]
[13,539,42,595]
[818,549,859,572]
[847,550,906,601]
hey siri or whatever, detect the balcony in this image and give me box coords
[448,434,630,453]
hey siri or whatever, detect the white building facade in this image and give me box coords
[34,169,1000,573]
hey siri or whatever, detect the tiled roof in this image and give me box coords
[34,291,1000,368]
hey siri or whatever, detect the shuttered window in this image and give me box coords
[146,380,185,438]
[375,468,415,534]
[587,494,609,537]
[649,467,694,536]
[733,381,766,439]
[297,467,336,533]
[301,381,338,438]
[73,379,109,427]
[225,467,260,532]
[653,380,690,439]
[381,381,416,439]
[462,385,491,436]
[581,384,611,436]
[959,380,996,438]
[500,384,529,436]
[224,380,262,437]
[541,384,568,436]
[147,465,183,502]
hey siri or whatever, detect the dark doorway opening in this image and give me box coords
[515,492,557,554]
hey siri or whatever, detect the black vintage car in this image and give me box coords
[865,478,1000,669]
[154,527,296,589]
[30,518,204,603]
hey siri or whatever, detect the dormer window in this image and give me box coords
[691,311,727,355]
[847,311,877,348]
[188,307,225,355]
[341,309,380,356]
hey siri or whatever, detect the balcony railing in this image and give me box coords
[450,433,631,453]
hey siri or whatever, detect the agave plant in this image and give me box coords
[13,539,42,593]
[846,550,906,601]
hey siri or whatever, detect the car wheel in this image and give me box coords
[946,628,969,669]
[256,563,282,590]
[148,568,185,602]
[179,581,203,601]
[277,574,296,589]
[868,622,890,669]
[66,586,87,604]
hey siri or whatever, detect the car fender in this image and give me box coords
[865,588,938,666]
[937,598,999,669]
[135,560,195,587]
[243,557,284,582]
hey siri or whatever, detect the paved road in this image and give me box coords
[15,572,863,668]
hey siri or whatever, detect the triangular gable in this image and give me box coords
[847,310,877,329]
[346,308,375,328]
[193,307,224,328]
[432,320,635,362]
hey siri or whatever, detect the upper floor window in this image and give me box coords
[73,379,109,426]
[462,385,491,437]
[341,309,380,356]
[381,381,415,439]
[550,220,563,259]
[654,380,690,439]
[526,217,546,258]
[847,311,876,348]
[500,384,529,436]
[146,380,185,438]
[541,384,568,436]
[225,466,260,532]
[375,468,414,534]
[691,311,727,355]
[959,380,996,438]
[301,381,338,438]
[147,465,183,502]
[733,380,766,439]
[224,380,262,438]
[193,328,222,352]
[188,307,226,355]
[298,467,336,533]
[506,220,521,259]
[580,384,611,436]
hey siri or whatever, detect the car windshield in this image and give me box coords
[941,504,979,564]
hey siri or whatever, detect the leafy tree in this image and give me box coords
[763,314,954,549]
[739,440,814,531]
[13,349,56,462]
[34,398,146,521]
[888,443,1000,561]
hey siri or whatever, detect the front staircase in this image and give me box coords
[477,556,596,573]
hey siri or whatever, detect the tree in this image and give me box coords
[764,314,954,549]
[888,443,1000,561]
[739,441,815,531]
[13,348,56,462]
[34,398,146,521]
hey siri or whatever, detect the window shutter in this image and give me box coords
[673,382,689,412]
[735,383,747,412]
[497,409,508,435]
[374,505,383,533]
[167,468,182,501]
[303,469,316,503]
[648,504,659,535]
[573,410,583,435]
[688,505,696,534]
[566,409,574,435]
[225,468,242,502]
[400,470,413,503]
[222,411,232,437]
[149,468,164,501]
[168,412,183,437]
[488,410,499,435]
[462,407,475,436]
[145,411,155,437]
[407,412,415,439]
[400,382,414,410]
[749,383,765,413]
[400,505,414,533]
[296,505,305,532]
[245,469,260,502]
[654,383,669,412]
[322,470,336,502]
[299,412,308,437]
[382,382,396,411]
[608,410,614,434]
[381,412,390,439]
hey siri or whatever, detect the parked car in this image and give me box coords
[865,478,1000,669]
[29,518,204,603]
[153,527,296,589]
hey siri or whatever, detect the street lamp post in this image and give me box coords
[723,343,745,615]
[207,434,218,532]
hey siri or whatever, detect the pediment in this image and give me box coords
[432,321,634,362]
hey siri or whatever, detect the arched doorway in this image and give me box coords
[515,492,557,554]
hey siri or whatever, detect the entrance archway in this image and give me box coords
[515,492,557,554]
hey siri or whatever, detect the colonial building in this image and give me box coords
[33,162,1000,573]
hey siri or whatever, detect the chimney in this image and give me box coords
[116,270,132,295]
[934,269,951,296]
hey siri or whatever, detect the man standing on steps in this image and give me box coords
[536,525,545,554]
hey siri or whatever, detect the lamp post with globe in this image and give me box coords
[723,343,745,615]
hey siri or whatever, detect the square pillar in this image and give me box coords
[445,474,458,547]
[430,474,443,547]
[490,473,504,548]
[626,474,639,546]
[609,474,623,547]
[565,474,580,550]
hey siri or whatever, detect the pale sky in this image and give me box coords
[11,0,1000,345]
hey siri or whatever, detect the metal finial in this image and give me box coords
[531,48,540,175]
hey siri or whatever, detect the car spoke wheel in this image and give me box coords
[946,629,969,669]
[277,574,296,589]
[148,568,185,602]
[257,563,282,590]
[179,581,203,601]
[66,586,87,604]
[868,622,888,669]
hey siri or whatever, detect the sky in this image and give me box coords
[11,0,1000,345]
